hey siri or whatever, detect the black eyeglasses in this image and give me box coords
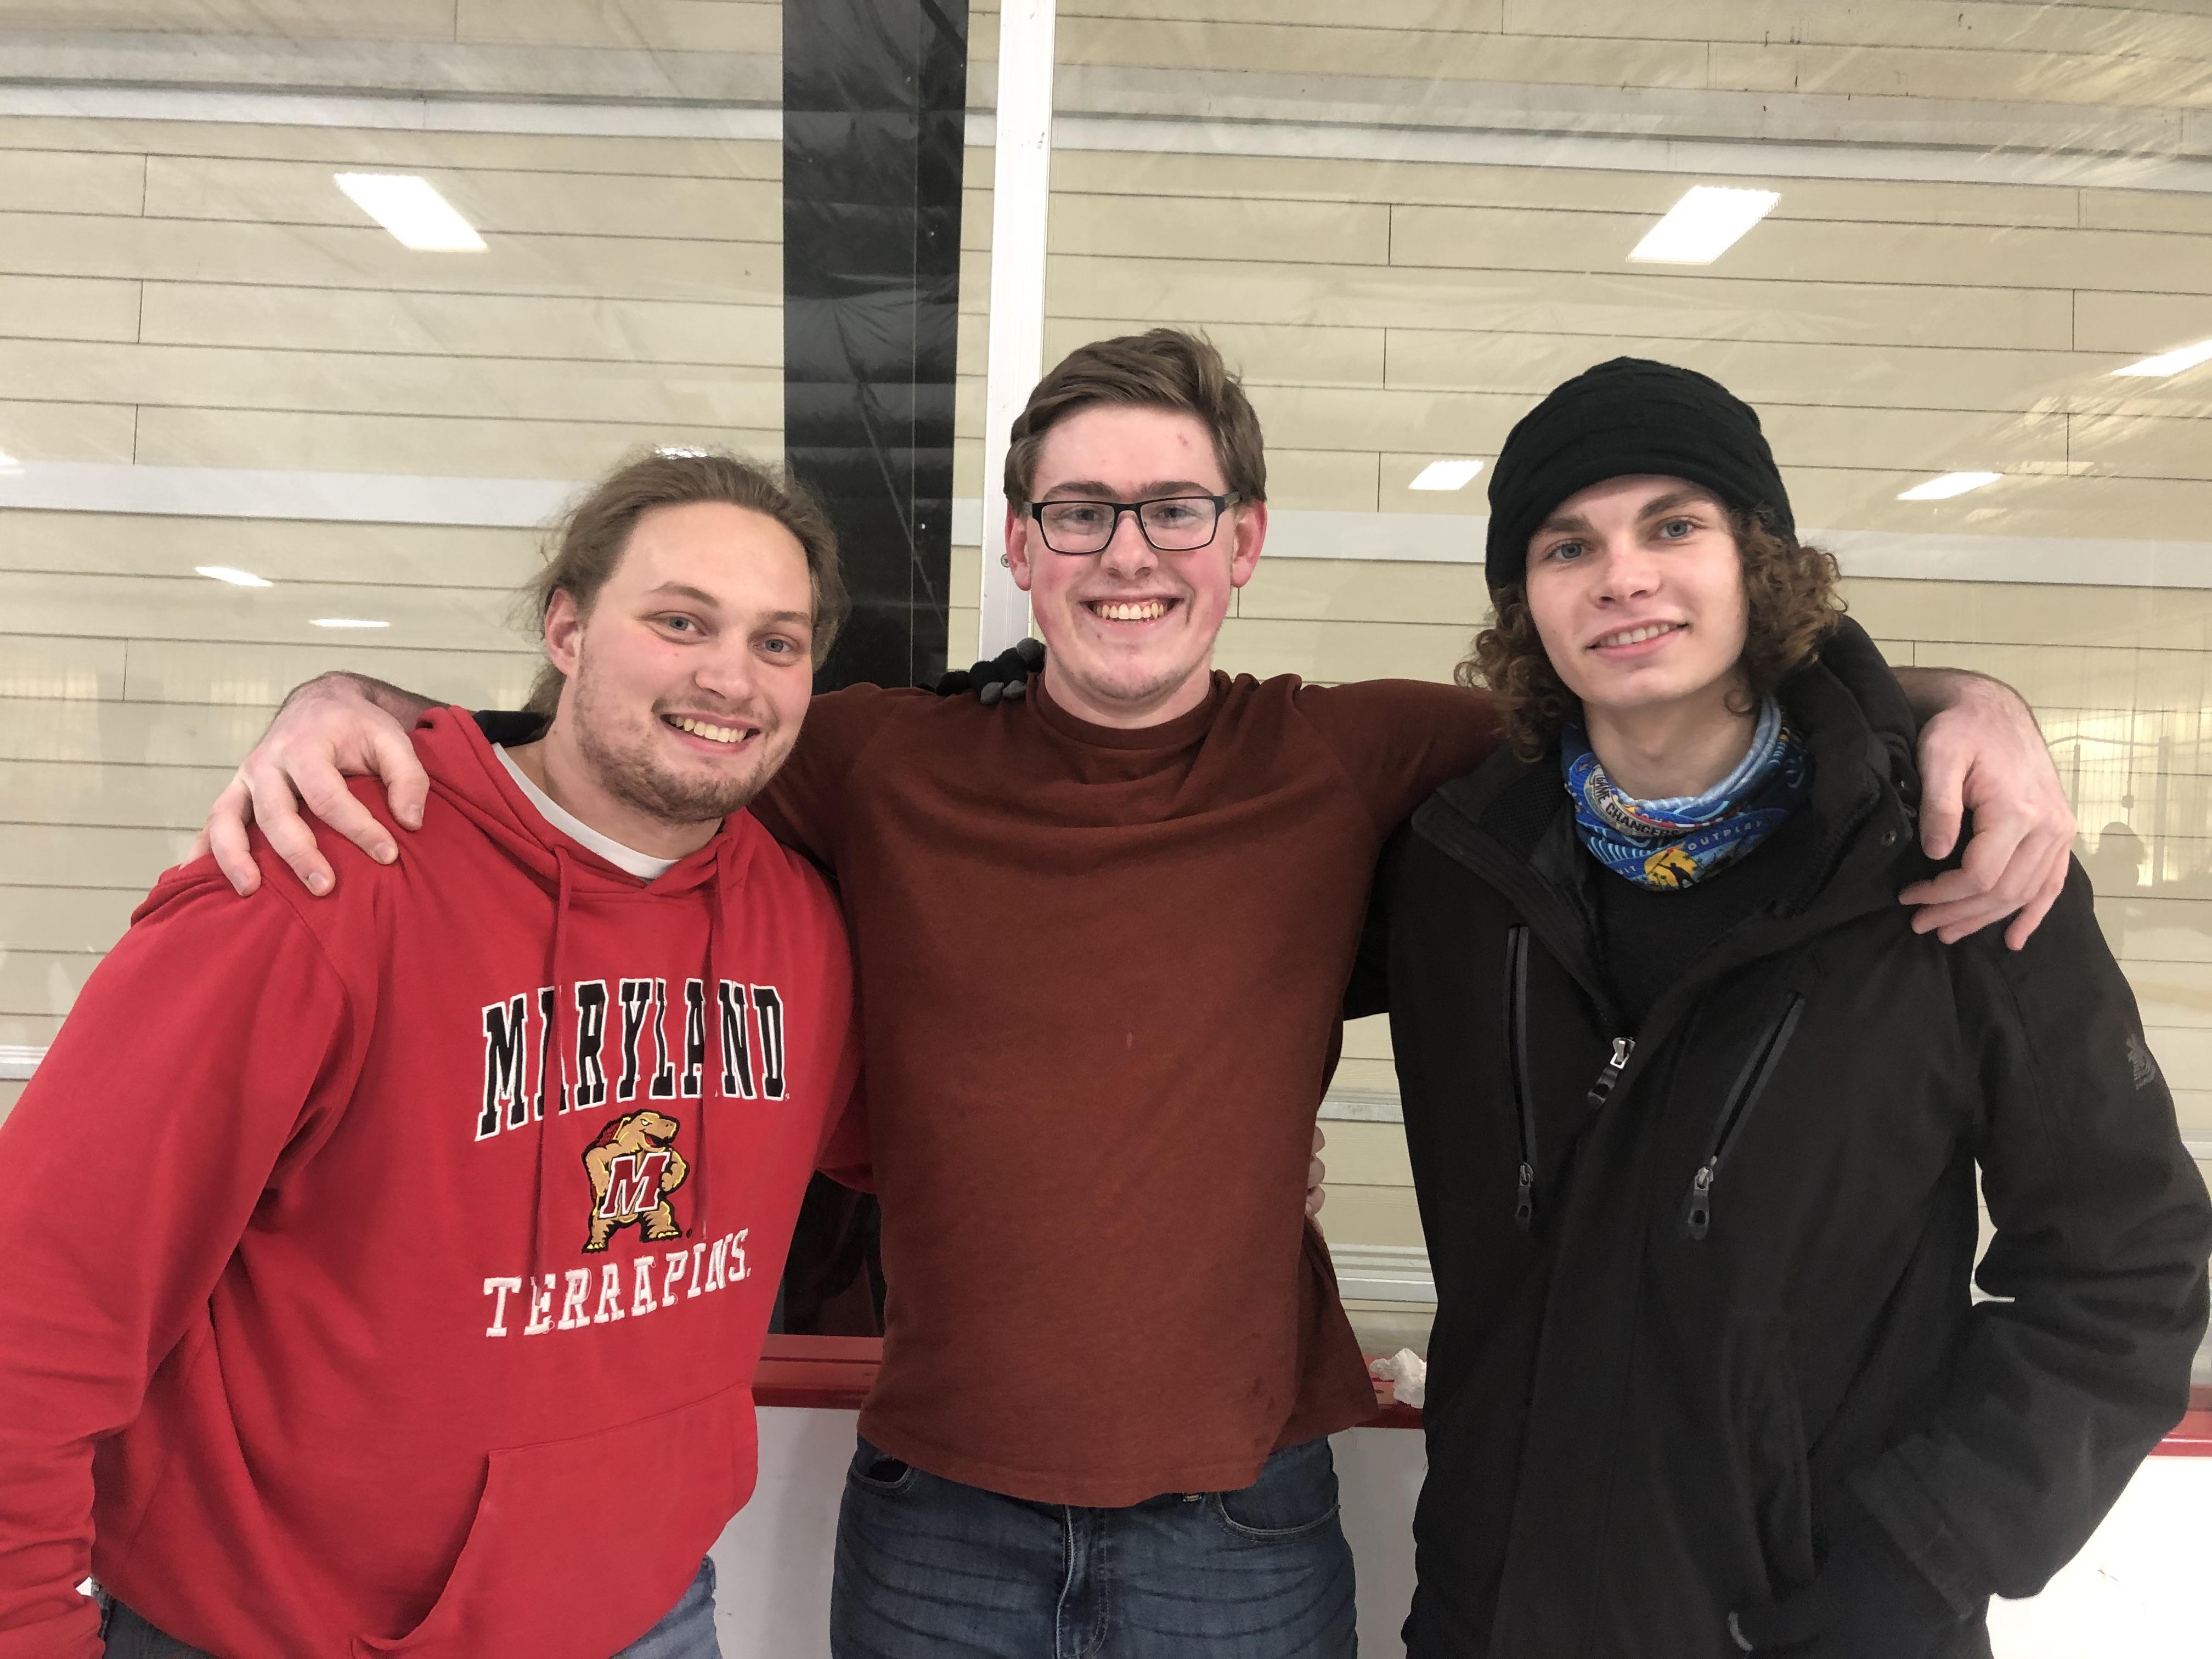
[1026,493,1242,555]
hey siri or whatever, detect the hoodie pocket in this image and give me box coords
[351,1382,752,1659]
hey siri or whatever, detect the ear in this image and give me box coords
[544,588,585,679]
[1228,499,1268,590]
[1005,503,1037,595]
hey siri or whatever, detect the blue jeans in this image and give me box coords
[101,1554,720,1658]
[832,1434,1357,1658]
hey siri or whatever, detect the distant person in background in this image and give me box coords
[2084,820,2147,955]
[1360,359,2212,1659]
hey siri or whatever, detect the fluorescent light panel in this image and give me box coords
[195,565,272,587]
[1629,185,1780,265]
[311,617,391,629]
[1409,458,1485,492]
[2112,338,2212,378]
[333,173,484,251]
[1898,471,2002,501]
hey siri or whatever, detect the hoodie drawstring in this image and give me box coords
[529,845,578,1285]
[693,838,741,1245]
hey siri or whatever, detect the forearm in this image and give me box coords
[1892,665,2031,729]
[283,672,439,726]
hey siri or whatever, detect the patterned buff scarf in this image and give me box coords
[1561,697,1813,890]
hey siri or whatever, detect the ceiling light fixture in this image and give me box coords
[1898,471,2002,501]
[195,565,273,588]
[1409,458,1486,492]
[1629,185,1780,265]
[310,617,391,629]
[333,173,486,251]
[2112,338,2212,379]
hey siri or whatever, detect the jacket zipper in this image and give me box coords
[1585,1036,1635,1111]
[1505,927,1537,1229]
[1682,994,1805,1240]
[1506,928,1637,1231]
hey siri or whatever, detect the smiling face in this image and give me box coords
[1006,403,1266,728]
[1521,475,1750,728]
[543,499,817,849]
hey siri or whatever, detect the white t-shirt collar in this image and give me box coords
[494,743,682,882]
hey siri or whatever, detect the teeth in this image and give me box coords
[1596,623,1679,649]
[672,715,747,744]
[1092,600,1169,622]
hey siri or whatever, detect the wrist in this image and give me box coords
[284,672,433,726]
[1898,666,2023,727]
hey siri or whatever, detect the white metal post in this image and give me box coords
[976,0,1056,658]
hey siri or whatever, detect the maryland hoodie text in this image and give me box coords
[0,710,861,1659]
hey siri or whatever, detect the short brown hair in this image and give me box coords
[523,448,848,715]
[1003,328,1267,507]
[1459,507,1845,760]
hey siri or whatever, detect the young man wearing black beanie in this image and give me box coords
[1358,357,2211,1658]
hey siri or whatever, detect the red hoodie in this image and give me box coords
[0,710,860,1659]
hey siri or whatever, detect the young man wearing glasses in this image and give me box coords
[185,330,2078,1657]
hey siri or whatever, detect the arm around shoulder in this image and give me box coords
[1301,678,1503,826]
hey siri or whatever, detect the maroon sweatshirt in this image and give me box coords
[756,669,1496,1504]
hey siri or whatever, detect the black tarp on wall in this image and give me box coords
[784,0,968,695]
[776,0,969,1336]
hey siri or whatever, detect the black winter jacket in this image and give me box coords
[1361,622,2211,1658]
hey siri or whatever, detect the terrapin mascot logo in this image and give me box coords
[1643,844,1698,888]
[584,1110,689,1251]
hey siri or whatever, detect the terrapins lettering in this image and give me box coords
[481,1228,753,1338]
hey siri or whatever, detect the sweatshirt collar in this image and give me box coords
[1026,668,1228,752]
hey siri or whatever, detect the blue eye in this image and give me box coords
[1548,540,1585,562]
[1658,518,1694,539]
[1042,503,1110,532]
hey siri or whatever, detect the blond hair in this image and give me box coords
[523,449,848,715]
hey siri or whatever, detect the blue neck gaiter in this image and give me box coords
[1561,697,1813,890]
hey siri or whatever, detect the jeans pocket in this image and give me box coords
[846,1434,920,1495]
[1209,1436,1341,1542]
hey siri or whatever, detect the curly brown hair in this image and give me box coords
[1459,507,1844,760]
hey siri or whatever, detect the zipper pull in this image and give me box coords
[1584,1037,1635,1111]
[1514,1161,1534,1231]
[1683,1162,1716,1240]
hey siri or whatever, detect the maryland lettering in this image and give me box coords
[476,977,789,1138]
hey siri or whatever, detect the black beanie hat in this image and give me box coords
[1483,357,1793,592]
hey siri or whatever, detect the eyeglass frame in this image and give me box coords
[1023,492,1244,555]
